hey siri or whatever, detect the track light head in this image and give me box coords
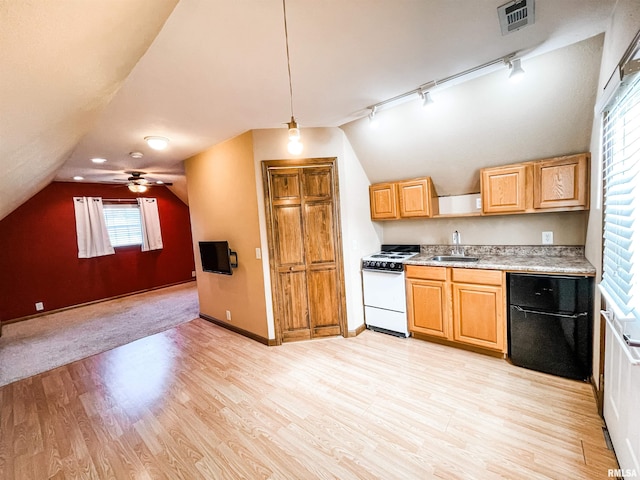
[368,106,379,128]
[420,90,435,108]
[508,58,525,83]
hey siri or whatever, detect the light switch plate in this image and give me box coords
[35,302,44,311]
[542,231,553,245]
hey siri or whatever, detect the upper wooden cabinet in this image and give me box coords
[481,164,528,214]
[370,177,438,220]
[533,154,589,210]
[480,153,590,215]
[369,182,398,219]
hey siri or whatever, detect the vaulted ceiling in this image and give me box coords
[1,0,616,220]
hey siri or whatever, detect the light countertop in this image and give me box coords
[404,245,596,276]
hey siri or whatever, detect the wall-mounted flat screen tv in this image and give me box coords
[199,241,233,275]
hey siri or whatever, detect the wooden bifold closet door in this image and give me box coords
[262,158,346,344]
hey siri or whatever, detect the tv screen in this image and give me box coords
[199,241,232,275]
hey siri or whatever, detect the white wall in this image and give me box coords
[382,212,588,246]
[252,127,380,336]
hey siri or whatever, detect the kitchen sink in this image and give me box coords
[431,255,480,262]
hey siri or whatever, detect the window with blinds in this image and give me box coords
[601,72,640,322]
[103,203,143,247]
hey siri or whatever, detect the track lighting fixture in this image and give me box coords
[368,106,379,128]
[281,0,303,155]
[420,90,434,108]
[508,58,525,83]
[366,51,521,119]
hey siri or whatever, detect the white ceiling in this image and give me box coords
[2,0,616,219]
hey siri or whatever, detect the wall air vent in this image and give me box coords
[498,0,535,36]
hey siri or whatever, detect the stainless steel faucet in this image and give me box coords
[452,230,464,256]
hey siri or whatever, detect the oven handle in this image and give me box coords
[512,305,587,319]
[362,268,404,274]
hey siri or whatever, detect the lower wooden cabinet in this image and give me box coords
[406,266,506,353]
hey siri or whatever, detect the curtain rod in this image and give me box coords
[103,198,139,203]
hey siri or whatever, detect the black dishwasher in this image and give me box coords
[507,273,593,381]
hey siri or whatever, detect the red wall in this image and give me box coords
[0,182,195,322]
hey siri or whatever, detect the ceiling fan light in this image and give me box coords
[144,136,169,150]
[128,183,148,193]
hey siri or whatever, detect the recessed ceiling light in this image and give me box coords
[91,157,107,164]
[144,136,169,151]
[73,176,84,181]
[155,180,164,184]
[129,151,144,159]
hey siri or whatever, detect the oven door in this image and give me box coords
[362,269,407,313]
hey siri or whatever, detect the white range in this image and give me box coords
[361,245,420,337]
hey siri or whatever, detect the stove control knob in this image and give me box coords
[382,262,387,268]
[375,262,380,267]
[389,263,395,269]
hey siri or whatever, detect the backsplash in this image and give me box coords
[419,245,586,257]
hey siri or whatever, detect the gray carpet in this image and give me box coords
[0,282,199,387]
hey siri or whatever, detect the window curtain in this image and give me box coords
[73,197,115,258]
[137,198,163,251]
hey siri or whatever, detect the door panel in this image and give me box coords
[302,168,332,200]
[304,202,335,264]
[279,271,310,341]
[271,171,301,201]
[307,268,340,336]
[274,205,304,266]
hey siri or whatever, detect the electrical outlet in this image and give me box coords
[226,310,231,321]
[542,231,553,245]
[35,302,44,311]
[475,198,482,209]
[191,270,196,277]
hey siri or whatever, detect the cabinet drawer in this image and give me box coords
[406,265,447,281]
[451,268,503,286]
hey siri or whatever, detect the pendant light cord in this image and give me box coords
[282,0,294,118]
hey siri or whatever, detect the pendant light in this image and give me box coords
[282,0,303,155]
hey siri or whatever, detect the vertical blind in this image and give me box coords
[601,72,640,321]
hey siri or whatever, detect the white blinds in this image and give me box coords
[103,204,143,247]
[601,72,640,321]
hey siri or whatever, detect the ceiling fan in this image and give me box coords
[116,171,173,193]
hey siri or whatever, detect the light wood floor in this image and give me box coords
[1,319,618,479]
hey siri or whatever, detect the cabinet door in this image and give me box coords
[481,165,528,213]
[407,279,448,338]
[451,282,505,352]
[533,154,589,210]
[398,177,438,218]
[369,182,398,220]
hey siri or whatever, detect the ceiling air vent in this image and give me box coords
[498,0,535,36]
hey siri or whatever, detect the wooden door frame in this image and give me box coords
[261,157,347,345]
